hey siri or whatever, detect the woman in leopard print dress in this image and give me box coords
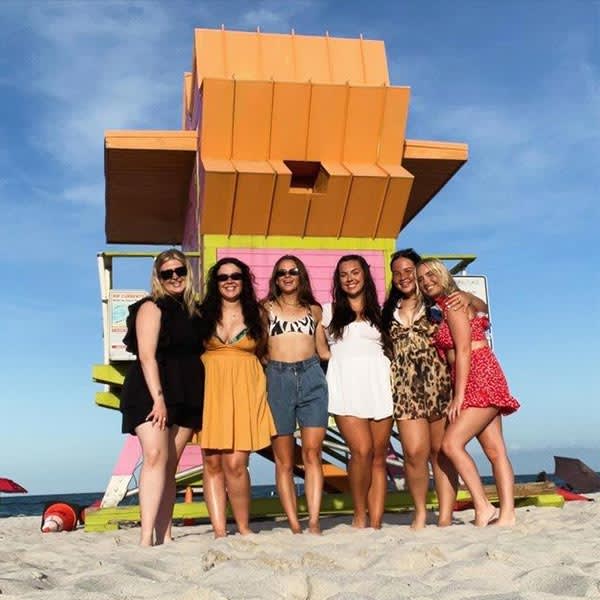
[382,249,487,528]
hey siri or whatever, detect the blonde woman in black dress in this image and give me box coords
[120,249,205,546]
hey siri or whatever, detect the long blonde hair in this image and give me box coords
[150,249,198,317]
[416,258,459,297]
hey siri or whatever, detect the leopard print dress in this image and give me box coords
[389,304,452,421]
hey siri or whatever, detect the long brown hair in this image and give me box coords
[200,257,265,346]
[329,255,383,339]
[266,255,320,308]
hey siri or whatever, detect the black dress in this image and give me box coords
[120,294,206,435]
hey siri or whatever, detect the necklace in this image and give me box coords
[279,298,301,307]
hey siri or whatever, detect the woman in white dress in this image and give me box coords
[321,255,393,528]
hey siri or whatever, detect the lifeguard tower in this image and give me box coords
[91,27,560,532]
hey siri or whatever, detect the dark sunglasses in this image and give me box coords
[159,266,188,281]
[275,268,300,278]
[216,272,243,282]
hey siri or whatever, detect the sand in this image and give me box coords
[1,496,599,600]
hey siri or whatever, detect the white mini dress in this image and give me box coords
[322,303,393,420]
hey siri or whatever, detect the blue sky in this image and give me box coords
[0,1,598,494]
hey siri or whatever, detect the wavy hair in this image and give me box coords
[266,255,320,308]
[150,248,198,317]
[329,254,383,341]
[416,258,459,298]
[200,257,265,345]
[382,248,423,332]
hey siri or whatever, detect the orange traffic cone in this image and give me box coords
[41,502,79,533]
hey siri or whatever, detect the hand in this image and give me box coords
[447,291,470,312]
[146,402,168,430]
[446,395,464,423]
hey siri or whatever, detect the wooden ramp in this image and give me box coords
[84,482,564,532]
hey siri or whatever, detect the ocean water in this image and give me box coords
[0,477,547,519]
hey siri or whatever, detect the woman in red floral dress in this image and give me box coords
[417,258,519,527]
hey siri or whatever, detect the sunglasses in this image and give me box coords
[275,268,300,278]
[159,266,188,281]
[216,272,243,282]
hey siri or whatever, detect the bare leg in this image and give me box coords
[477,416,515,526]
[271,435,302,533]
[202,450,228,538]
[441,407,499,526]
[223,451,252,535]
[397,418,431,529]
[429,417,458,527]
[155,426,194,544]
[335,416,373,528]
[301,427,326,534]
[368,417,393,529]
[135,422,170,546]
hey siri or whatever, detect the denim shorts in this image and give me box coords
[266,356,329,435]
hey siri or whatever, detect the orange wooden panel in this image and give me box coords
[269,82,311,160]
[328,38,365,84]
[293,35,332,83]
[360,40,389,85]
[404,139,469,161]
[339,165,388,237]
[223,31,261,79]
[374,164,414,238]
[230,161,276,235]
[199,159,237,235]
[182,73,193,129]
[199,79,234,159]
[231,80,273,160]
[268,162,311,236]
[257,34,296,81]
[306,84,348,161]
[304,162,351,237]
[343,86,387,163]
[378,86,410,164]
[194,29,226,81]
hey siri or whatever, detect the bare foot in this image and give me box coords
[474,504,498,527]
[352,515,368,529]
[237,526,254,536]
[289,522,303,534]
[494,512,516,527]
[436,519,452,528]
[139,538,153,547]
[307,519,322,535]
[213,530,227,539]
[410,511,427,530]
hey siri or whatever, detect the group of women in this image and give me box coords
[120,248,519,546]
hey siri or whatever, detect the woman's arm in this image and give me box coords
[259,302,271,364]
[312,305,331,361]
[445,307,472,423]
[136,301,167,429]
[446,291,488,314]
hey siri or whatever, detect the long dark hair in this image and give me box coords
[266,255,320,308]
[329,254,383,341]
[200,257,265,344]
[382,248,422,332]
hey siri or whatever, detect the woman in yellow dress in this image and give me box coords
[200,257,276,537]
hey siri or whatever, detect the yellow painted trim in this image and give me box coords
[95,391,121,410]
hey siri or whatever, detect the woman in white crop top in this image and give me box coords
[320,255,393,529]
[263,255,330,534]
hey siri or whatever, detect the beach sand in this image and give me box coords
[1,495,599,599]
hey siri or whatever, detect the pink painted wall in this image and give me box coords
[112,436,202,476]
[215,248,387,304]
